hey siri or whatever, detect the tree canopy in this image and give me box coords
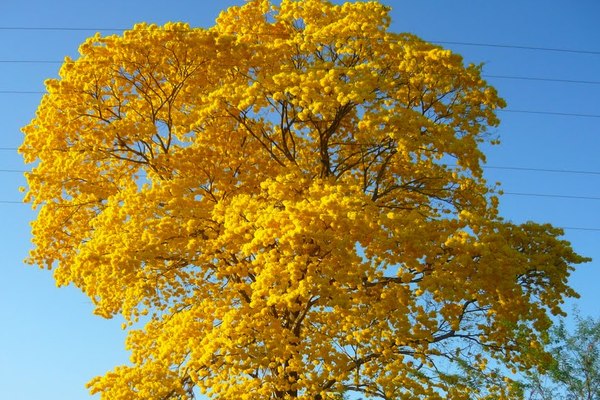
[20,0,588,398]
[525,315,600,400]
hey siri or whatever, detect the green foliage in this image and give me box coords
[526,314,600,400]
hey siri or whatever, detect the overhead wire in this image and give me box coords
[1,58,599,87]
[481,165,600,176]
[0,25,600,55]
[431,40,600,56]
[0,201,597,232]
[483,74,600,85]
[1,83,599,119]
[2,164,600,176]
[502,192,600,201]
[499,109,600,118]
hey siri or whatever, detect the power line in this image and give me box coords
[0,90,45,94]
[0,60,62,64]
[503,192,600,201]
[0,180,598,202]
[2,185,599,229]
[562,226,600,232]
[0,26,125,32]
[482,165,600,176]
[2,90,599,119]
[1,56,598,87]
[483,74,600,85]
[431,40,600,56]
[499,109,600,118]
[2,71,599,87]
[0,25,599,56]
[3,163,600,177]
[3,92,599,119]
[1,198,598,232]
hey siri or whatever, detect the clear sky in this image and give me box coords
[0,1,598,399]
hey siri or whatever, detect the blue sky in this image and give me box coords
[0,1,598,399]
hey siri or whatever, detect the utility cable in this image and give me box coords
[431,40,600,56]
[2,164,600,177]
[503,192,600,201]
[1,58,599,88]
[0,26,599,56]
[499,109,600,118]
[1,199,597,233]
[482,165,600,176]
[483,74,600,85]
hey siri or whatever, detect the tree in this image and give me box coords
[20,0,588,398]
[525,315,600,400]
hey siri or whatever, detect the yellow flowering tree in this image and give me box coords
[20,1,587,399]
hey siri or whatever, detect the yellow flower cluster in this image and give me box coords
[20,0,587,399]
